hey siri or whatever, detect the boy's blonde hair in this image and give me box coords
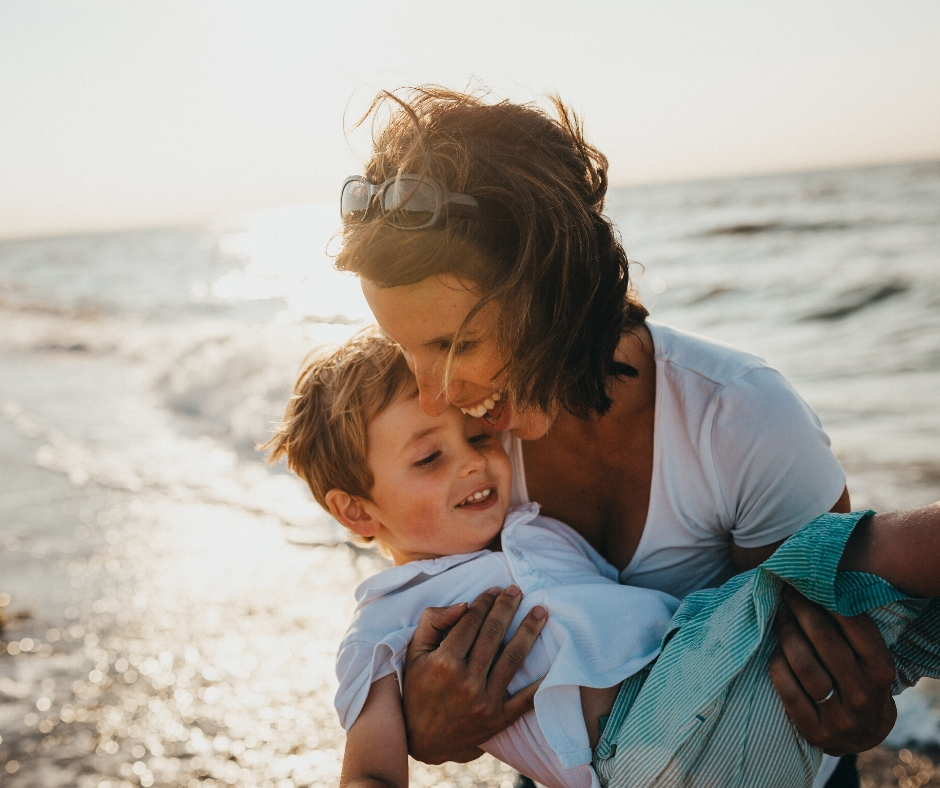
[264,327,413,542]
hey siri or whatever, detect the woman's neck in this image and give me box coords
[521,327,658,569]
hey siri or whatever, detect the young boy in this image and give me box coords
[266,328,940,788]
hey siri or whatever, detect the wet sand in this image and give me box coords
[2,416,938,788]
[859,747,939,788]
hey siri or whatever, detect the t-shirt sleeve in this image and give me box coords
[711,366,847,549]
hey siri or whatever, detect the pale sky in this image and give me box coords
[1,0,939,238]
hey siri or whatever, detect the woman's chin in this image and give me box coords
[510,420,552,440]
[485,400,551,440]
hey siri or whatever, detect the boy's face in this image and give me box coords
[361,384,512,565]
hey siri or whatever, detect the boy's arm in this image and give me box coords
[341,674,409,788]
[839,503,940,598]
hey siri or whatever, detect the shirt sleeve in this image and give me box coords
[710,366,846,549]
[334,630,411,731]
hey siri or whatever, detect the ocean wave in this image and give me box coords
[0,300,372,471]
[703,220,856,237]
[0,302,134,354]
[145,321,365,453]
[1,396,346,544]
[801,281,910,322]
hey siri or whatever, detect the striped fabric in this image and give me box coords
[593,511,940,788]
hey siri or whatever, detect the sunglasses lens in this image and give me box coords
[341,179,371,223]
[382,178,438,228]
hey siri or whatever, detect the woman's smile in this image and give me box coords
[460,392,501,419]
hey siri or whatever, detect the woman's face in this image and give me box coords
[362,275,552,440]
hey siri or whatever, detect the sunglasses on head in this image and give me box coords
[340,174,480,229]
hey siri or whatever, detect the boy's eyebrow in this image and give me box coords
[400,425,442,454]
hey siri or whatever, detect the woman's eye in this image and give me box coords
[439,340,474,355]
[414,451,441,467]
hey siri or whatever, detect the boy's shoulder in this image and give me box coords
[354,548,494,605]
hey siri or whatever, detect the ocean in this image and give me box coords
[1,161,939,787]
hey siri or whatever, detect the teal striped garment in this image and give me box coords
[593,511,940,788]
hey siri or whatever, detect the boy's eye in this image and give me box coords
[468,433,491,445]
[414,451,441,467]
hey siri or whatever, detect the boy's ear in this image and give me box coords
[325,489,380,538]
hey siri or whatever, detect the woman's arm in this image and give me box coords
[401,587,548,765]
[839,503,940,596]
[341,674,409,788]
[730,488,853,572]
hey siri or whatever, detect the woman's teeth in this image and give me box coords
[461,392,501,419]
[458,488,493,506]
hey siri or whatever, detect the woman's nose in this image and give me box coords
[413,361,455,417]
[417,385,448,417]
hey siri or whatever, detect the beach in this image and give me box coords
[2,161,940,787]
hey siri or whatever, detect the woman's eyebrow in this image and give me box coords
[424,331,478,348]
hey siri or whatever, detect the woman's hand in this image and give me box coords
[769,585,897,755]
[402,586,548,765]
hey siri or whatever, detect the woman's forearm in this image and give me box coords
[839,503,940,597]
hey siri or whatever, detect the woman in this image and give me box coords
[334,86,897,787]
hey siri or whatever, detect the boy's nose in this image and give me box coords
[458,446,488,477]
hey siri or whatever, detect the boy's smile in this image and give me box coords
[331,384,511,565]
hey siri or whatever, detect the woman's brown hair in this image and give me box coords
[335,86,647,419]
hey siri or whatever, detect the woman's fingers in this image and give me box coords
[502,674,545,724]
[768,642,832,745]
[774,589,859,703]
[486,604,548,696]
[827,607,898,691]
[770,584,897,754]
[431,587,502,660]
[406,600,473,660]
[401,587,547,765]
[466,586,525,674]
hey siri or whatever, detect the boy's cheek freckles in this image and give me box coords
[406,504,448,538]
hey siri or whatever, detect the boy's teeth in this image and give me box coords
[459,488,492,506]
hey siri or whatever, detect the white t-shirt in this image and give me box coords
[335,505,680,788]
[504,321,847,785]
[507,321,846,598]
